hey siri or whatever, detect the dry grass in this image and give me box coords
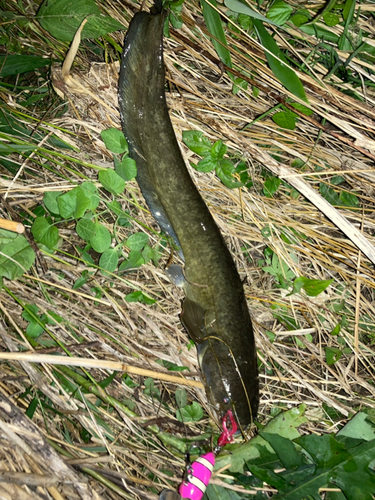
[0,0,375,498]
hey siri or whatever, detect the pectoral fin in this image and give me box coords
[181,297,206,343]
[165,264,186,288]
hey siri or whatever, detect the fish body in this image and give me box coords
[118,6,259,428]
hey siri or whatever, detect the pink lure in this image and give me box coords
[178,452,215,500]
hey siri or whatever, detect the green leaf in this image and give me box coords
[339,191,359,208]
[291,13,309,27]
[216,159,243,189]
[211,140,227,159]
[73,274,89,289]
[253,19,308,103]
[31,217,59,248]
[119,250,144,271]
[260,432,302,469]
[196,156,217,172]
[272,110,297,130]
[125,290,155,304]
[43,191,62,215]
[99,168,125,195]
[74,186,92,219]
[99,248,118,273]
[319,183,340,206]
[0,55,50,77]
[176,401,204,422]
[89,223,111,253]
[37,0,125,42]
[144,377,160,398]
[101,128,128,154]
[175,388,187,408]
[263,176,281,197]
[0,232,35,280]
[290,102,313,116]
[126,232,149,252]
[224,0,281,26]
[323,12,340,26]
[182,130,212,156]
[57,190,77,218]
[289,276,333,297]
[267,0,293,26]
[325,347,342,365]
[80,181,100,211]
[201,0,232,68]
[22,304,45,338]
[76,218,96,241]
[115,156,137,181]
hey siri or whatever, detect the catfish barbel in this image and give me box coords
[118,3,259,429]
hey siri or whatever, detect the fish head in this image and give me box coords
[197,336,258,432]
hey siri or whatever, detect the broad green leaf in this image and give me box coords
[260,432,302,469]
[126,232,149,252]
[99,168,125,195]
[323,12,340,26]
[57,190,76,218]
[101,128,128,154]
[272,110,296,130]
[80,181,100,210]
[267,0,293,26]
[73,274,89,289]
[125,290,155,304]
[201,0,232,68]
[232,76,248,95]
[291,13,309,27]
[175,388,187,408]
[224,0,281,26]
[22,304,45,338]
[89,223,111,253]
[74,186,92,218]
[182,130,212,156]
[31,217,59,248]
[76,218,96,241]
[253,19,308,103]
[176,401,204,422]
[0,55,50,77]
[217,159,243,189]
[319,183,340,206]
[339,191,359,208]
[205,484,244,500]
[196,156,217,172]
[119,250,144,271]
[337,412,375,442]
[0,233,35,280]
[263,176,281,197]
[37,0,125,42]
[325,347,342,365]
[211,140,227,159]
[116,156,137,181]
[289,276,333,297]
[43,191,62,215]
[99,248,118,273]
[290,102,313,116]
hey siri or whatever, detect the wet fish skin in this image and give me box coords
[118,7,259,429]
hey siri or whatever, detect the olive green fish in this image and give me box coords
[118,4,259,429]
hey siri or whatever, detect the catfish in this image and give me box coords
[118,3,259,430]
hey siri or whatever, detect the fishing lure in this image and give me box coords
[159,411,237,500]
